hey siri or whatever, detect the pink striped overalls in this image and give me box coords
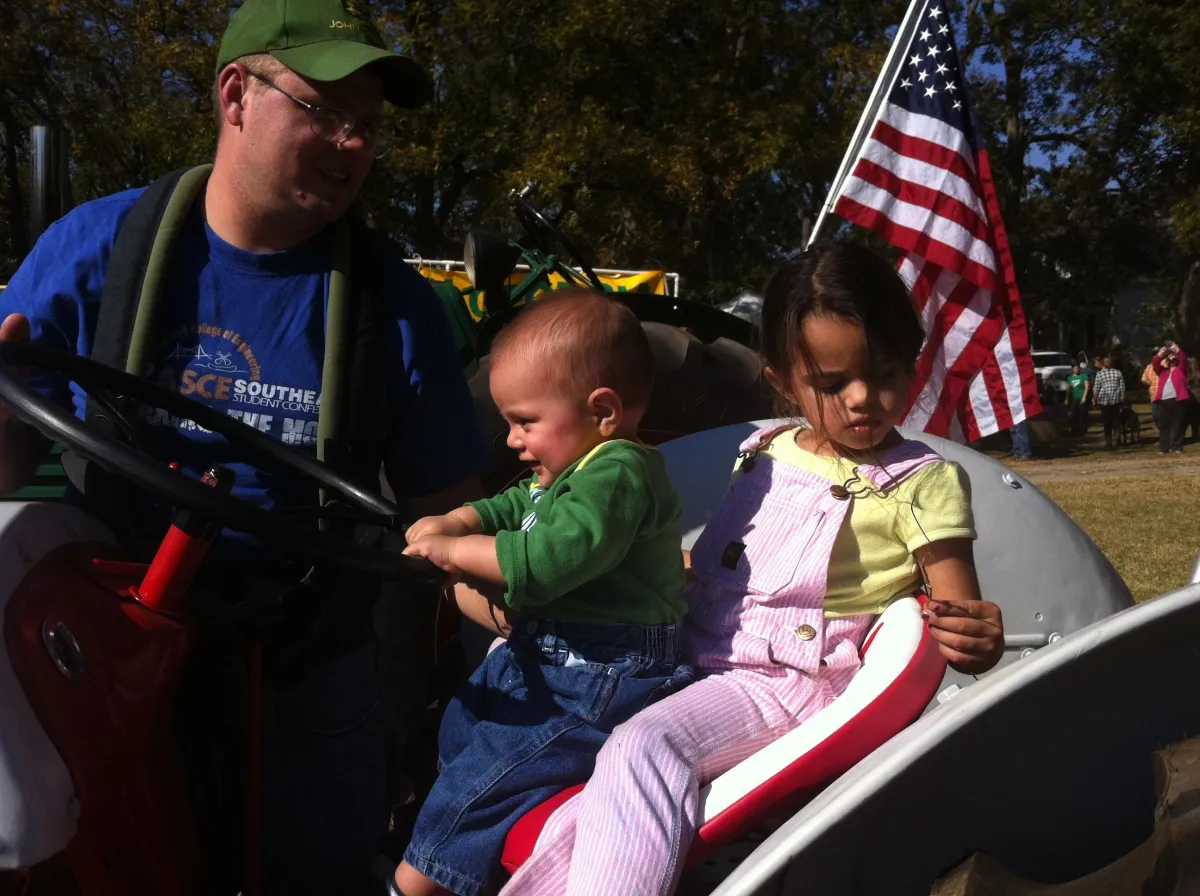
[500,428,943,896]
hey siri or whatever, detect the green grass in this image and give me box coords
[1039,474,1199,602]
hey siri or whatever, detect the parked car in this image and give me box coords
[1031,350,1087,398]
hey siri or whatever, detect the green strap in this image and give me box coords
[126,164,213,376]
[124,163,352,505]
[317,220,352,501]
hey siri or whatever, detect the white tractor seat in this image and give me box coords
[502,595,946,872]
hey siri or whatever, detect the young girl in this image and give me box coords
[499,243,1005,896]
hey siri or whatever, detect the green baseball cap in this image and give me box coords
[216,0,432,109]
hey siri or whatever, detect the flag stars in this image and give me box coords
[936,62,949,75]
[924,85,938,98]
[917,69,929,82]
[945,81,957,93]
[900,77,913,89]
[910,54,922,67]
[939,24,950,35]
[953,100,963,110]
[927,44,941,58]
[929,5,943,18]
[920,28,932,42]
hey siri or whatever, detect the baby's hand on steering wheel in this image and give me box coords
[406,507,481,544]
[407,514,461,543]
[403,535,462,586]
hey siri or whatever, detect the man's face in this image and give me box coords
[1072,365,1080,374]
[238,64,384,227]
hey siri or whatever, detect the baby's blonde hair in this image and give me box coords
[491,289,655,411]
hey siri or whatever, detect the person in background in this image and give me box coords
[1005,416,1033,460]
[1186,356,1200,444]
[1067,363,1090,436]
[1142,355,1162,439]
[1151,342,1188,454]
[1091,356,1125,450]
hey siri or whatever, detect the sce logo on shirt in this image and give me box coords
[179,369,233,401]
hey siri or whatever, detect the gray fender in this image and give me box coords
[710,582,1200,894]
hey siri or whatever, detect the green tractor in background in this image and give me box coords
[420,182,771,493]
[2,134,771,500]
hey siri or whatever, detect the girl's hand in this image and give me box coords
[923,599,1005,674]
[403,535,462,585]
[913,538,1004,675]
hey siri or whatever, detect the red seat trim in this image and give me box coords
[685,621,944,865]
[500,597,946,875]
[501,785,583,873]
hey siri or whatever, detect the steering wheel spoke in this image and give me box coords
[0,341,439,583]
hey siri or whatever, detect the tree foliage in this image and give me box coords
[367,0,909,301]
[959,0,1198,352]
[0,1,227,269]
[1,0,1198,331]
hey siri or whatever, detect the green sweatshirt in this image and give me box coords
[468,440,687,625]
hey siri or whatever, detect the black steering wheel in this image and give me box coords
[510,185,606,292]
[0,341,441,583]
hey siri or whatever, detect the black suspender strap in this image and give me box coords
[87,165,387,502]
[87,164,213,424]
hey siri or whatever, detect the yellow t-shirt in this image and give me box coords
[732,429,975,618]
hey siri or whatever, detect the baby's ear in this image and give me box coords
[588,387,624,436]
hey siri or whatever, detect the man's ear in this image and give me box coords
[217,64,251,129]
[588,387,624,437]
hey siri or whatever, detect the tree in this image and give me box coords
[0,1,227,276]
[367,0,911,302]
[1080,0,1200,351]
[957,0,1195,354]
[2,0,911,304]
[2,0,1196,327]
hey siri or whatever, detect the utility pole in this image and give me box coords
[29,125,71,246]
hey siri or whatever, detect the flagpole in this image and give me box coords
[808,0,927,248]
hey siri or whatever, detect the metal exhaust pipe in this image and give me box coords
[29,125,71,245]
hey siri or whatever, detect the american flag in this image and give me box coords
[823,0,1041,441]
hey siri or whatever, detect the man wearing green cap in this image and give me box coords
[0,0,492,893]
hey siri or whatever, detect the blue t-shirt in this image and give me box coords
[2,186,491,577]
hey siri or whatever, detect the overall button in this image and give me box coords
[794,624,817,641]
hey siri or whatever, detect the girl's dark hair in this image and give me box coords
[759,243,925,400]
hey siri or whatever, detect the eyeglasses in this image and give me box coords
[245,70,391,158]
